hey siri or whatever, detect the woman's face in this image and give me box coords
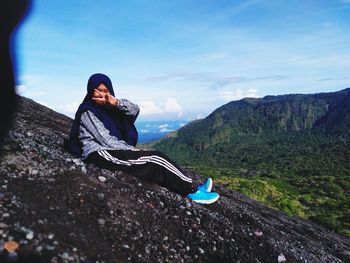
[92,83,111,105]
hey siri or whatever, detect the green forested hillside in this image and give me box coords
[148,88,350,237]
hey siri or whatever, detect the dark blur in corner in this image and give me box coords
[0,0,31,151]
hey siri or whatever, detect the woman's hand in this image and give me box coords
[92,89,119,106]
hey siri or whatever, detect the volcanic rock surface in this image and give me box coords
[0,96,349,262]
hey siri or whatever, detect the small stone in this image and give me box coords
[278,253,286,262]
[4,241,19,253]
[48,233,55,239]
[186,211,192,216]
[186,246,190,251]
[98,218,105,225]
[122,244,129,249]
[26,231,34,240]
[0,223,8,228]
[36,246,43,253]
[2,213,10,218]
[60,252,70,260]
[72,159,82,165]
[254,230,263,237]
[81,166,87,173]
[19,240,28,245]
[46,245,55,251]
[98,176,107,183]
[98,193,105,199]
[163,236,168,241]
[198,247,204,254]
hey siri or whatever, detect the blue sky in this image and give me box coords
[15,0,350,120]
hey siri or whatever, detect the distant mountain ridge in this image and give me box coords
[152,88,350,151]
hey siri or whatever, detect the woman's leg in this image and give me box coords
[87,150,194,196]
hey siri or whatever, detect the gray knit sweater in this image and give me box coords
[78,99,139,159]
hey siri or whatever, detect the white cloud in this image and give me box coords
[25,91,48,97]
[159,124,169,129]
[278,54,350,68]
[15,85,26,95]
[246,88,259,98]
[219,88,258,101]
[159,123,176,132]
[219,89,244,101]
[188,114,204,121]
[15,84,47,99]
[140,129,150,133]
[144,72,288,91]
[202,52,228,61]
[139,98,184,118]
[159,128,174,133]
[55,102,80,117]
[164,98,183,117]
[139,100,163,115]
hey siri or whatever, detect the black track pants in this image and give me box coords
[87,150,194,196]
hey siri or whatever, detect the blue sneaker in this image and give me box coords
[197,178,213,192]
[187,190,219,204]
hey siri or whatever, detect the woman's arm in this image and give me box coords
[116,99,140,117]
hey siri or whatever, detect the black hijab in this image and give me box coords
[67,73,138,157]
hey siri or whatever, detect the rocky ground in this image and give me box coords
[0,96,349,263]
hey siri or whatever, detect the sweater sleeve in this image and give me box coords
[79,110,135,151]
[114,99,140,124]
[117,99,140,116]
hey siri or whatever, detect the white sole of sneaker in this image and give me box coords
[207,178,213,192]
[192,195,219,204]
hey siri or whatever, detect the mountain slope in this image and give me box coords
[0,96,349,262]
[149,88,350,237]
[314,90,350,134]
